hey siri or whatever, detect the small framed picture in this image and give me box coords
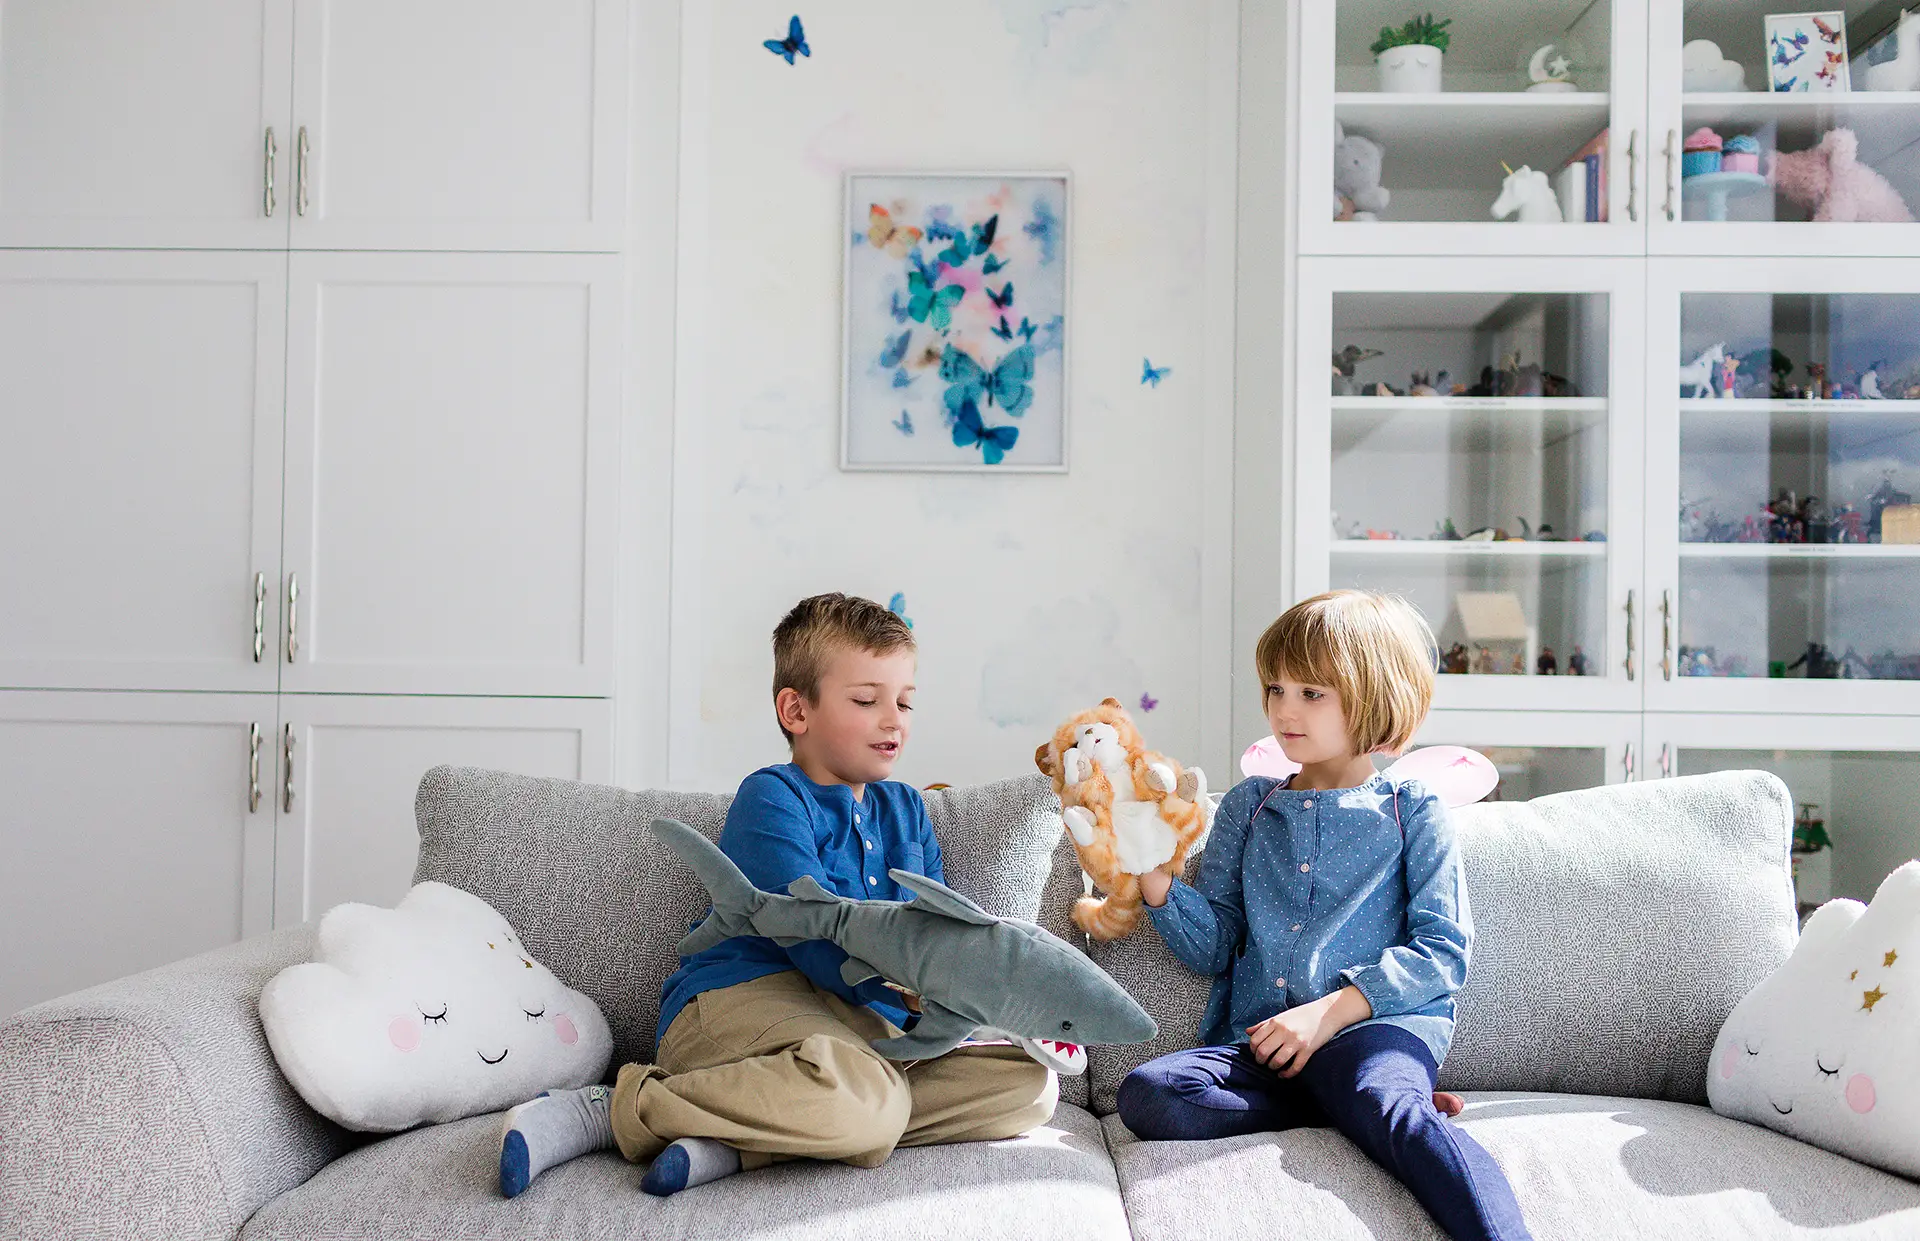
[1766,11,1850,92]
[841,172,1070,473]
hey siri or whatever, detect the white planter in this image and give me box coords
[1792,847,1833,907]
[1376,45,1444,93]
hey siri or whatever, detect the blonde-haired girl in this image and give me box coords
[1122,590,1532,1241]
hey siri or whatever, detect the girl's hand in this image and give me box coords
[1246,986,1371,1076]
[1137,863,1176,908]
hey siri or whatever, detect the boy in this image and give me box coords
[499,593,1056,1197]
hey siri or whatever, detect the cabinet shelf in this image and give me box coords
[1333,540,1607,557]
[1678,543,1920,559]
[1335,94,1612,197]
[1332,396,1609,412]
[1682,398,1920,415]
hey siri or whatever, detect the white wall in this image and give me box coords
[639,1,1240,793]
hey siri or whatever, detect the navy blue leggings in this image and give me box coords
[1116,1024,1532,1241]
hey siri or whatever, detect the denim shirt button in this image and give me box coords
[1291,923,1303,932]
[1302,799,1313,808]
[1299,862,1311,873]
[1275,977,1286,988]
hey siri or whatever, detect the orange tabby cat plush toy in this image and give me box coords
[1034,698,1214,941]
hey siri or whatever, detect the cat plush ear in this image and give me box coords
[1100,696,1124,709]
[1034,742,1058,778]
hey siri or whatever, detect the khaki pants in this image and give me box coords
[611,970,1057,1170]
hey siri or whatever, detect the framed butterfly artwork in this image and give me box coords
[841,172,1070,472]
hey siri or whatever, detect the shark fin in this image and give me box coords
[867,1001,977,1061]
[650,818,768,954]
[840,956,884,987]
[889,871,1000,926]
[787,875,840,903]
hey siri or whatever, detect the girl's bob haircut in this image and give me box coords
[1254,590,1437,756]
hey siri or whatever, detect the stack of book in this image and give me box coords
[1552,129,1609,223]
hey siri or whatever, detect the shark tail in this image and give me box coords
[649,818,770,956]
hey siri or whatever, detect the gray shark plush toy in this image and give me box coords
[649,818,1157,1064]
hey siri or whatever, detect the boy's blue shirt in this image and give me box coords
[657,763,944,1040]
[1148,771,1472,1065]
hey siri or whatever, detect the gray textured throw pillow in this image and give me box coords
[411,767,1087,1110]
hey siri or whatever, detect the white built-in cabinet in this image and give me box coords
[1285,0,1920,909]
[0,0,629,252]
[0,1,629,1015]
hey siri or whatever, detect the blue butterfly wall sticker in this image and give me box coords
[888,592,914,627]
[941,343,1034,418]
[764,15,810,64]
[951,398,1019,465]
[1142,358,1171,387]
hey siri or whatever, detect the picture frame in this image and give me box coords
[840,171,1071,473]
[1765,11,1850,92]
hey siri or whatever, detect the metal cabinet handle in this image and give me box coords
[1626,129,1639,222]
[1623,743,1636,782]
[1623,589,1636,681]
[263,127,277,217]
[282,723,296,813]
[296,125,310,217]
[286,572,300,663]
[248,722,263,812]
[252,571,267,661]
[1660,589,1674,681]
[1663,128,1678,222]
[1659,742,1673,779]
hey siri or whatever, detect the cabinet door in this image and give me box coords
[0,0,293,248]
[0,252,287,692]
[1413,708,1643,792]
[1645,257,1920,715]
[1295,255,1646,714]
[287,0,627,251]
[0,692,275,1017]
[1297,0,1649,256]
[272,695,611,927]
[1644,713,1920,908]
[279,252,619,696]
[1648,3,1920,256]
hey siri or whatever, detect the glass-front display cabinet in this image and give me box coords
[1646,259,1920,713]
[1651,1,1920,254]
[1300,0,1648,254]
[1646,715,1920,912]
[1295,256,1645,712]
[1396,709,1639,793]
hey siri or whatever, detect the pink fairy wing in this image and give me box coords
[1239,738,1499,808]
[1381,745,1499,807]
[1240,736,1301,780]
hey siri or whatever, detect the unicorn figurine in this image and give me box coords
[1679,343,1727,399]
[1491,164,1563,223]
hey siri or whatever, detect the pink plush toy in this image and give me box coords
[1768,129,1914,224]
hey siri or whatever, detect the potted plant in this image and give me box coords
[1372,13,1451,94]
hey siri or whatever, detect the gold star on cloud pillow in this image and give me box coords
[1709,859,1920,1177]
[260,882,612,1132]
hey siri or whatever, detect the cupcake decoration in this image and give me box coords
[1722,134,1761,174]
[1682,127,1724,178]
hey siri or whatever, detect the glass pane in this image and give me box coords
[1678,749,1920,910]
[1333,2,1613,224]
[1333,291,1611,677]
[1376,744,1606,799]
[1677,293,1920,679]
[1679,6,1920,224]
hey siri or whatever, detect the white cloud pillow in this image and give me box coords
[1709,860,1920,1178]
[261,882,612,1132]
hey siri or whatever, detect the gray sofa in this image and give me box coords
[5,766,1919,1239]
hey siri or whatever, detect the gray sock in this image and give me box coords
[641,1136,743,1196]
[499,1085,615,1197]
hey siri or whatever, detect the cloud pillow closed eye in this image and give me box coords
[260,882,612,1133]
[1708,860,1920,1178]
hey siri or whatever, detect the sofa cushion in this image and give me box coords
[1104,1092,1920,1240]
[1438,770,1797,1102]
[410,767,1089,1107]
[239,1102,1125,1241]
[1083,770,1798,1112]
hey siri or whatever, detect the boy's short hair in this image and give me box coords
[772,593,916,742]
[1254,590,1436,756]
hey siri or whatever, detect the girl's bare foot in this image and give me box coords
[1432,1090,1466,1117]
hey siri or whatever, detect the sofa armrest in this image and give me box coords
[0,927,354,1241]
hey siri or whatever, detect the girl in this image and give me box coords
[1121,590,1531,1241]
